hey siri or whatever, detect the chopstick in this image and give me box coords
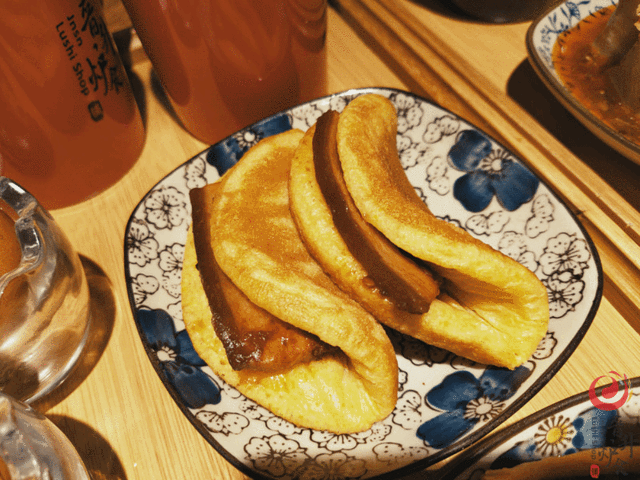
[331,0,640,322]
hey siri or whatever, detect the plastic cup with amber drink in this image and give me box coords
[0,177,91,403]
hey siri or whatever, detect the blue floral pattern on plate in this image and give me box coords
[449,130,539,212]
[441,376,640,479]
[529,0,599,66]
[417,365,534,448]
[124,88,602,479]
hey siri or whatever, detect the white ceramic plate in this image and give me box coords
[527,0,640,165]
[124,88,602,479]
[441,374,640,479]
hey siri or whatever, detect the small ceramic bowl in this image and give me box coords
[440,375,640,479]
[452,0,555,23]
[526,0,640,166]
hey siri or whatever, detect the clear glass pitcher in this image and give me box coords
[0,177,91,403]
[0,392,90,480]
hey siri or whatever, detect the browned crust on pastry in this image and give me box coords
[182,130,398,433]
[290,94,549,369]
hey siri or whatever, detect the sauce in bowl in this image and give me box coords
[552,5,640,144]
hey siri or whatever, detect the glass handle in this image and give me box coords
[0,397,45,480]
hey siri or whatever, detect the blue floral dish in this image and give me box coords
[441,374,640,479]
[526,0,640,165]
[124,88,602,479]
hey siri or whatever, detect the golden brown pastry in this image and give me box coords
[289,94,549,369]
[182,129,398,433]
[189,183,334,373]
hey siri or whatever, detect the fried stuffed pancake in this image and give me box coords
[182,129,398,433]
[189,182,334,373]
[289,94,549,369]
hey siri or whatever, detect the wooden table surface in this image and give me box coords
[28,1,640,479]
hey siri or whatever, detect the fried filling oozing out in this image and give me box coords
[190,186,333,372]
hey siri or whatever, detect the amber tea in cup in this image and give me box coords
[0,0,145,210]
[121,0,327,145]
[0,177,91,403]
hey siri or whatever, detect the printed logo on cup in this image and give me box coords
[88,100,104,121]
[588,371,631,411]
